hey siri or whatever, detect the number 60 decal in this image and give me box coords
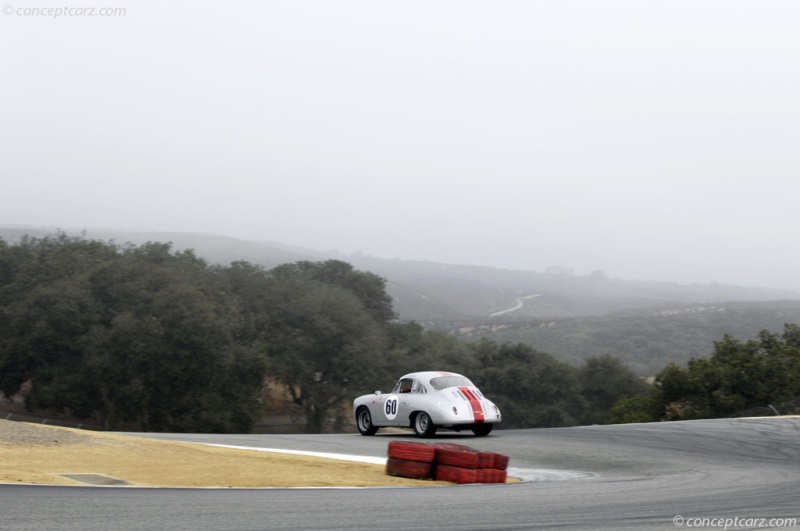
[384,395,399,420]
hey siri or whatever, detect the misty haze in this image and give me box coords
[2,1,800,291]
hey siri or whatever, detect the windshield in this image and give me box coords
[429,376,474,391]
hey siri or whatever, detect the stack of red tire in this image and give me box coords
[386,440,437,479]
[433,443,508,484]
[386,441,509,484]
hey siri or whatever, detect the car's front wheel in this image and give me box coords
[413,412,437,438]
[356,407,378,436]
[471,423,493,436]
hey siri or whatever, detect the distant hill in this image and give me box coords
[341,254,800,324]
[2,226,797,324]
[441,300,800,376]
[4,226,800,375]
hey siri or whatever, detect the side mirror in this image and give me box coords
[374,390,381,395]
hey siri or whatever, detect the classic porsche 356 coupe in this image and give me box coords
[353,371,501,437]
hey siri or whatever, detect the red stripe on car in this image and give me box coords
[458,386,485,422]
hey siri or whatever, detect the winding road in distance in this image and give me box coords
[488,294,541,317]
[2,417,799,530]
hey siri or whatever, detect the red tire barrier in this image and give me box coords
[435,464,478,484]
[385,441,510,484]
[434,442,472,452]
[473,468,508,483]
[385,458,434,480]
[491,453,509,471]
[474,469,490,483]
[477,451,495,469]
[435,444,481,469]
[387,441,436,463]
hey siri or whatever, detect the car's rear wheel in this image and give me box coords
[413,412,437,438]
[356,407,378,436]
[471,423,493,436]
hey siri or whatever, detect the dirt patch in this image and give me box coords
[0,420,447,488]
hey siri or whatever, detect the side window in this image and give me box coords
[411,380,426,394]
[397,378,414,393]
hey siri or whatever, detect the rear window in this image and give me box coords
[429,376,474,391]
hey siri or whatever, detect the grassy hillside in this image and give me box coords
[442,300,800,376]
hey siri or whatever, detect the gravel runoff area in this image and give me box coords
[0,420,449,488]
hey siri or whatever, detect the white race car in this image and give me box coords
[353,371,501,437]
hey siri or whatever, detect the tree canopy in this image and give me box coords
[611,325,800,422]
[1,234,651,433]
[0,235,267,431]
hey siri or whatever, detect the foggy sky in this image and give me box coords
[3,1,800,289]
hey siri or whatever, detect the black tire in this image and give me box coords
[356,407,378,436]
[413,412,437,438]
[471,423,493,436]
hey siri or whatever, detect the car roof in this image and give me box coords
[398,371,467,382]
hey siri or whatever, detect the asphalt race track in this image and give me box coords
[2,418,799,530]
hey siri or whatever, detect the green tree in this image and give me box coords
[271,260,396,323]
[473,340,583,428]
[609,393,661,424]
[613,325,800,422]
[0,234,115,405]
[576,354,649,424]
[82,243,267,431]
[0,237,268,432]
[263,270,386,433]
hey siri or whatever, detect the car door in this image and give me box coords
[378,378,411,427]
[397,378,427,427]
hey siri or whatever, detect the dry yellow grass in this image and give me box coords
[0,420,447,488]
